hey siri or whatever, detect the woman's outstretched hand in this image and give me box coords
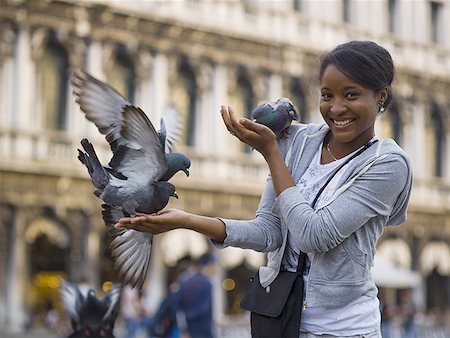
[115,209,227,243]
[115,209,189,234]
[220,105,278,158]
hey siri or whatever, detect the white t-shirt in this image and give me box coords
[281,139,380,336]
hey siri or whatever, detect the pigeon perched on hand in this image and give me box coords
[60,280,122,338]
[251,97,299,138]
[73,71,189,289]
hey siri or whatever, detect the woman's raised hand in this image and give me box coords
[220,105,278,158]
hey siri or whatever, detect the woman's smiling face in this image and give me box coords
[320,64,387,148]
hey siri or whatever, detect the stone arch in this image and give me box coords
[420,241,450,276]
[377,237,412,268]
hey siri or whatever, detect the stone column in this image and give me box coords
[12,24,37,160]
[212,63,233,154]
[151,52,170,125]
[195,62,214,153]
[267,73,283,101]
[407,100,427,178]
[134,49,153,116]
[0,24,16,130]
[0,205,14,328]
[5,206,27,332]
[66,36,88,137]
[86,230,100,289]
[81,39,107,138]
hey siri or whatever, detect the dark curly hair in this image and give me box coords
[319,40,395,109]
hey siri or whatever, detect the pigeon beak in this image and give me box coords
[183,168,190,177]
[172,191,179,199]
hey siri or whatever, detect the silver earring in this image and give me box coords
[379,106,385,113]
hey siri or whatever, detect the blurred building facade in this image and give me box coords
[0,0,450,333]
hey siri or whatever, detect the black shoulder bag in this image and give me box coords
[240,140,378,338]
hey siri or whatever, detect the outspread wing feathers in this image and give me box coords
[60,280,84,330]
[110,230,153,289]
[160,105,183,153]
[60,279,122,337]
[72,71,129,151]
[73,70,187,290]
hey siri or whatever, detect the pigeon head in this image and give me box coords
[155,181,178,200]
[274,97,299,121]
[161,152,191,181]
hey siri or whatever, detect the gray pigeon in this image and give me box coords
[251,97,299,138]
[72,71,191,180]
[60,279,122,338]
[77,106,178,288]
[73,71,190,289]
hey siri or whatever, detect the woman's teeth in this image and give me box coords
[333,119,353,126]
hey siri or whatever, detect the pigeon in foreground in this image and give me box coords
[73,71,191,289]
[72,71,191,181]
[251,97,299,138]
[60,280,122,338]
[77,106,178,288]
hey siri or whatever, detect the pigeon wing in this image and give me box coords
[102,284,122,331]
[159,105,183,153]
[108,105,168,193]
[72,71,129,151]
[110,230,153,289]
[60,279,84,330]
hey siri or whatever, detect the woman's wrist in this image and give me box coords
[185,213,227,243]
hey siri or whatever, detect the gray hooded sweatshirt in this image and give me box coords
[218,123,413,308]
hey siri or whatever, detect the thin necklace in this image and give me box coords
[326,141,339,161]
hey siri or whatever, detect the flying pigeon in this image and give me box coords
[251,97,299,138]
[73,72,189,289]
[77,106,178,288]
[60,280,122,338]
[72,71,191,181]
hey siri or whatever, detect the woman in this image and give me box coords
[116,40,413,337]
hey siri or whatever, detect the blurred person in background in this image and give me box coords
[121,285,152,338]
[175,253,217,338]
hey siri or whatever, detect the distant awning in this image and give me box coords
[376,238,411,268]
[159,229,266,269]
[371,254,421,288]
[220,247,266,270]
[159,229,209,265]
[421,241,450,276]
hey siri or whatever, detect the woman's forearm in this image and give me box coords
[263,145,295,196]
[185,213,227,243]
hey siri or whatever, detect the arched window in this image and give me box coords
[289,78,308,123]
[37,31,69,131]
[106,44,135,102]
[173,57,198,147]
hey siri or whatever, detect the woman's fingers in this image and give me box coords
[220,105,244,136]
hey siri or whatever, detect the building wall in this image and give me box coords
[1,0,450,332]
